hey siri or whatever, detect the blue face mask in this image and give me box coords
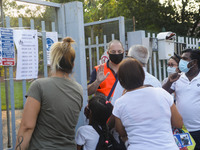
[179,59,190,73]
[167,66,176,75]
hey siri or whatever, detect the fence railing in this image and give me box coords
[85,31,200,83]
[0,15,58,149]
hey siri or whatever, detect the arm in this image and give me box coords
[162,73,180,94]
[87,65,110,96]
[87,80,101,96]
[171,103,183,128]
[114,116,127,142]
[15,97,40,150]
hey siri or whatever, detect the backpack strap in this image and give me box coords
[107,75,118,101]
[92,124,103,136]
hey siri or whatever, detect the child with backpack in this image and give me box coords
[76,95,120,150]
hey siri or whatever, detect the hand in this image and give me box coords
[96,64,110,83]
[168,73,181,83]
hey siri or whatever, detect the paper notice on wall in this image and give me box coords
[14,30,38,80]
[46,32,58,65]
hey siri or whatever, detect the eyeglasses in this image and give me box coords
[167,63,177,67]
[109,50,124,54]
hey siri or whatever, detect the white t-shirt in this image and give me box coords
[112,67,161,105]
[171,72,200,132]
[75,125,99,150]
[113,87,178,150]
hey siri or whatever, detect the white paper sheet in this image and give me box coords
[14,30,38,80]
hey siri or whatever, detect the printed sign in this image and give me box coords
[46,32,58,65]
[174,133,193,148]
[100,51,109,64]
[14,30,38,80]
[0,28,15,66]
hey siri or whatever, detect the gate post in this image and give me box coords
[64,2,88,128]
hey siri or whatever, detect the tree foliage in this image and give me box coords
[2,0,200,37]
[83,0,200,37]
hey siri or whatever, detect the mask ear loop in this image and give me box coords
[188,60,195,69]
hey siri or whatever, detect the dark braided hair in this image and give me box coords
[88,95,113,149]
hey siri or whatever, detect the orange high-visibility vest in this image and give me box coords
[95,63,116,97]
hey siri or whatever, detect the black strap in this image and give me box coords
[92,124,103,136]
[107,75,118,101]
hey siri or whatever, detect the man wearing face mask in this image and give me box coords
[87,40,124,100]
[163,49,200,150]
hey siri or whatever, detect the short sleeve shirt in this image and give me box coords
[27,77,83,150]
[113,87,178,150]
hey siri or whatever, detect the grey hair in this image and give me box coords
[128,45,149,65]
[107,39,124,51]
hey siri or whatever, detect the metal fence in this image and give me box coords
[85,31,200,82]
[0,1,200,150]
[0,1,88,149]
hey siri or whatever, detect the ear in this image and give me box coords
[188,59,197,68]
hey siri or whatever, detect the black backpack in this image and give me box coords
[92,124,126,150]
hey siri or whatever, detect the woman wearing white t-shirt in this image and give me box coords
[113,58,183,150]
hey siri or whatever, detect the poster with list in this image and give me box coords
[14,30,38,80]
[46,32,58,65]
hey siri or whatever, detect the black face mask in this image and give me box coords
[109,53,123,64]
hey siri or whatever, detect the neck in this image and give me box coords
[52,70,70,79]
[109,61,119,73]
[185,68,199,81]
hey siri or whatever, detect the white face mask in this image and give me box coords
[167,66,176,75]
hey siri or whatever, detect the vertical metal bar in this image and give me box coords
[96,36,99,65]
[4,66,11,148]
[41,21,48,77]
[103,35,107,52]
[0,78,3,150]
[152,33,158,78]
[18,18,27,107]
[9,64,16,149]
[147,33,152,74]
[119,16,125,49]
[192,38,195,48]
[51,22,55,32]
[57,4,65,38]
[163,60,167,79]
[6,16,16,149]
[4,16,11,148]
[111,34,115,40]
[88,37,92,74]
[153,52,157,78]
[186,37,189,48]
[158,60,162,82]
[0,0,4,27]
[30,19,34,30]
[0,2,4,147]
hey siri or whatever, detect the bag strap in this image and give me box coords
[92,124,103,136]
[107,75,118,101]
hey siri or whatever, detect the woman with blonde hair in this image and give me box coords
[15,37,83,150]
